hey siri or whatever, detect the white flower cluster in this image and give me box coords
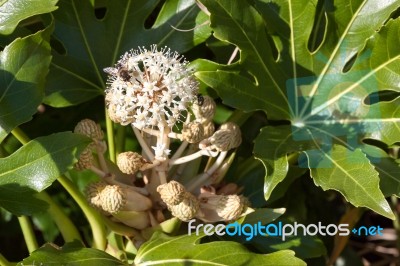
[104,45,198,129]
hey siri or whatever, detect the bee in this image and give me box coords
[196,93,204,106]
[104,65,132,82]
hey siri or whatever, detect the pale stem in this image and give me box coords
[172,144,198,180]
[90,165,109,178]
[169,149,219,166]
[141,127,181,140]
[227,47,239,64]
[170,140,189,160]
[140,160,161,171]
[154,124,170,184]
[103,175,149,196]
[187,151,228,192]
[132,125,155,161]
[95,140,109,173]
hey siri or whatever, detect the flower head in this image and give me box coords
[104,45,199,128]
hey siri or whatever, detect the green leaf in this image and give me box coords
[0,132,90,215]
[308,145,394,219]
[0,0,58,35]
[19,241,124,265]
[0,25,53,142]
[45,0,211,107]
[135,232,305,266]
[197,0,400,217]
[237,208,286,225]
[250,233,327,260]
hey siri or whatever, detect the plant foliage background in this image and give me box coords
[1,0,400,265]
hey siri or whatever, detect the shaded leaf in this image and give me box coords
[45,0,211,106]
[0,132,90,214]
[19,241,124,265]
[0,0,58,35]
[135,232,305,265]
[0,25,53,142]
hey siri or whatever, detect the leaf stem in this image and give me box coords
[11,127,83,245]
[11,128,39,253]
[18,216,38,253]
[11,127,30,145]
[57,175,107,250]
[0,253,14,266]
[36,192,82,242]
[105,110,116,163]
[115,125,126,156]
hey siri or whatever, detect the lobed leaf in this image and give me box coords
[198,0,400,216]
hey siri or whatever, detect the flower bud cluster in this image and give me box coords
[75,46,249,246]
[157,181,247,223]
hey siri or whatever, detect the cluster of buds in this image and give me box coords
[157,181,247,222]
[74,45,249,246]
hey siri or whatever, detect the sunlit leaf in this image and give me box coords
[197,0,400,217]
[19,241,124,265]
[0,132,90,215]
[0,0,57,35]
[134,232,306,265]
[0,25,53,142]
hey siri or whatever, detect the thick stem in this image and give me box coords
[0,253,13,266]
[105,111,116,163]
[10,129,39,253]
[11,127,30,144]
[12,128,83,248]
[36,192,82,242]
[170,141,189,160]
[115,125,126,156]
[169,149,218,166]
[18,216,38,253]
[57,175,107,250]
[95,141,109,173]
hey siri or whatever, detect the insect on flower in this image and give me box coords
[103,45,199,128]
[196,93,204,106]
[104,65,132,82]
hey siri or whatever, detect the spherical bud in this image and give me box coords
[74,148,94,170]
[100,185,126,214]
[85,181,108,210]
[192,95,216,123]
[157,181,186,205]
[169,192,199,221]
[198,193,248,222]
[117,152,149,174]
[202,120,215,138]
[182,121,204,143]
[74,119,104,140]
[215,195,246,221]
[201,122,241,152]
